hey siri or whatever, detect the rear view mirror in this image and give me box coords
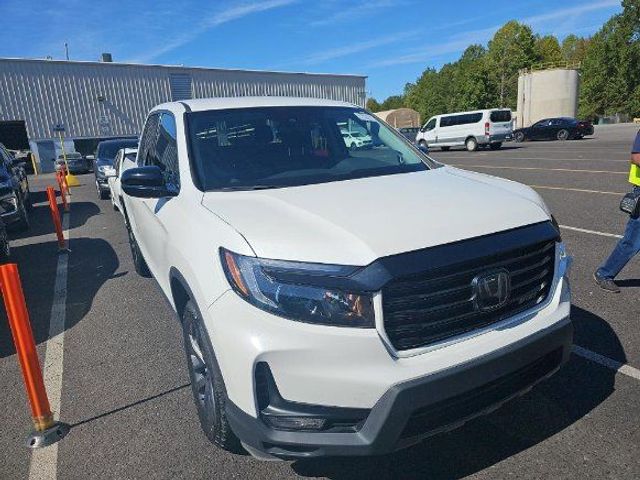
[121,166,176,198]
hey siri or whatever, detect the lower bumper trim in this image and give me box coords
[226,317,573,459]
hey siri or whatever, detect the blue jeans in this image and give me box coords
[597,187,640,279]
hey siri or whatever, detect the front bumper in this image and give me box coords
[206,243,572,459]
[227,317,572,459]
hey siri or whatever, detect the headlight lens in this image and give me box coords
[220,249,374,327]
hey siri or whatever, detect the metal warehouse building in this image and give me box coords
[0,57,366,172]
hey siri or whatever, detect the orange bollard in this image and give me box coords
[46,186,66,251]
[0,263,69,447]
[57,180,69,213]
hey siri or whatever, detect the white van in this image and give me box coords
[416,109,513,152]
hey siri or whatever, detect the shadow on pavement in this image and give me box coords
[8,201,100,241]
[291,305,621,480]
[0,237,118,358]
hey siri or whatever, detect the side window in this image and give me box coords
[155,113,180,191]
[139,114,160,167]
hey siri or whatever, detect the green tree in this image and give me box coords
[486,20,537,108]
[380,95,405,110]
[366,97,381,112]
[580,1,640,118]
[535,35,563,64]
[561,34,590,63]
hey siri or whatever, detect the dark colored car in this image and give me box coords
[0,143,32,231]
[398,127,420,143]
[55,152,92,174]
[94,138,138,199]
[514,117,594,142]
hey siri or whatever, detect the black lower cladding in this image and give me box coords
[225,317,573,459]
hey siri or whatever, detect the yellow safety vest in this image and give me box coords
[630,164,640,186]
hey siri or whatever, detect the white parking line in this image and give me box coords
[439,156,631,163]
[573,345,640,381]
[529,185,625,196]
[450,164,628,175]
[559,225,623,239]
[28,205,70,480]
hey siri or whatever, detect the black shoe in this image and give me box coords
[593,273,621,293]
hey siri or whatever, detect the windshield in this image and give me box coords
[187,106,433,191]
[97,139,138,160]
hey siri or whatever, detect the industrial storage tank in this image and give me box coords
[516,67,580,128]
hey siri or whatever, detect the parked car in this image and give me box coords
[108,148,137,212]
[398,127,420,143]
[54,152,91,174]
[513,117,594,142]
[416,109,513,151]
[94,138,138,199]
[0,143,31,231]
[121,97,572,461]
[341,130,372,149]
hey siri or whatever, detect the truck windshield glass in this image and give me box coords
[187,106,434,191]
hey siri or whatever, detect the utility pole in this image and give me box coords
[64,42,69,61]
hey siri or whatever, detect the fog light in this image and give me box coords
[264,416,326,431]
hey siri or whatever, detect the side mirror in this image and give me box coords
[121,166,176,198]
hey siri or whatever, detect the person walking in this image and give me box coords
[594,129,640,292]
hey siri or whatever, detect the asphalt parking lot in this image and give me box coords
[1,124,640,480]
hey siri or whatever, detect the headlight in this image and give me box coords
[220,249,374,327]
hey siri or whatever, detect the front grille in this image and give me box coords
[382,238,556,351]
[400,348,563,439]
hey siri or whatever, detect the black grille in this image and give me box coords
[382,238,556,351]
[401,348,563,439]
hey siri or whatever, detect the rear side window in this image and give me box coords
[440,113,482,127]
[490,110,512,122]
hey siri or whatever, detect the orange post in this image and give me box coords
[0,264,53,431]
[46,186,66,250]
[0,264,70,447]
[57,177,69,212]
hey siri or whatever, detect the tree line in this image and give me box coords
[367,0,640,123]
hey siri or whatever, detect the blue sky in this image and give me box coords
[0,0,622,99]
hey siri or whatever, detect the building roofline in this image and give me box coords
[0,57,368,79]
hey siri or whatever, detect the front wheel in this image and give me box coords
[557,129,569,141]
[182,300,243,453]
[465,137,478,152]
[12,199,29,232]
[514,131,525,143]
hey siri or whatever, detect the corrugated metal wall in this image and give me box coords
[0,58,366,141]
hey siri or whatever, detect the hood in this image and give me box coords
[202,167,550,266]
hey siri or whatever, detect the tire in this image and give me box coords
[489,142,502,150]
[97,181,109,200]
[12,198,29,232]
[349,142,357,150]
[514,131,525,143]
[126,224,151,277]
[182,300,243,453]
[440,146,450,151]
[0,228,10,262]
[557,129,569,141]
[418,140,428,149]
[465,137,478,152]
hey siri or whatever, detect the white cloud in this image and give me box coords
[301,30,419,65]
[310,0,402,27]
[129,0,297,62]
[367,0,620,68]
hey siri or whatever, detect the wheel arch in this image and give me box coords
[169,267,197,321]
